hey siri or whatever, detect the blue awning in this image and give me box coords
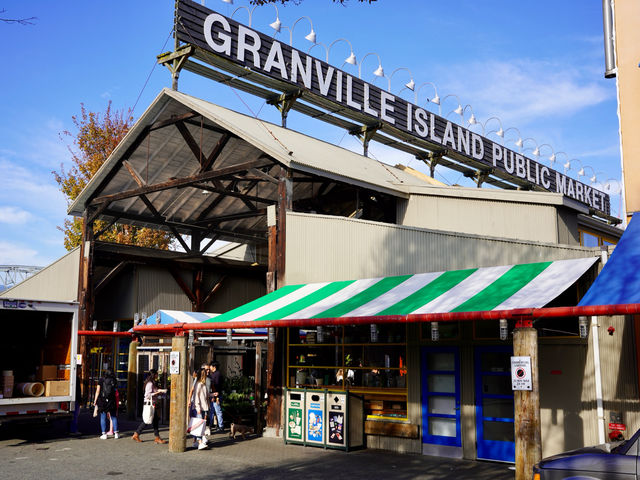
[139,310,267,337]
[579,214,639,306]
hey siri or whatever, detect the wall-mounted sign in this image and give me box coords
[170,351,180,375]
[511,356,532,390]
[175,0,610,216]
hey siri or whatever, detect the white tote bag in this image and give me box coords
[186,416,206,437]
[142,402,155,424]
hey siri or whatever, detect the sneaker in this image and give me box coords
[100,434,108,440]
[216,428,224,433]
[205,427,211,436]
[114,432,120,439]
[197,441,207,450]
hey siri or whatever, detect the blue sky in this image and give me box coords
[0,1,622,266]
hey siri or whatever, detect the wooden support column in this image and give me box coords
[255,341,263,435]
[127,339,139,420]
[77,209,95,401]
[513,322,541,480]
[169,334,188,453]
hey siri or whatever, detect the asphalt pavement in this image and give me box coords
[0,411,515,480]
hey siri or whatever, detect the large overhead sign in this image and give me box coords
[176,0,610,215]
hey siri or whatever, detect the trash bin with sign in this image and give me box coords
[284,388,305,445]
[304,390,327,447]
[326,390,364,451]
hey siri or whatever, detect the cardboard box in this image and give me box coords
[36,365,58,381]
[45,380,69,397]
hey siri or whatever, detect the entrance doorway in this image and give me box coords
[474,346,515,462]
[136,349,170,423]
[421,347,462,457]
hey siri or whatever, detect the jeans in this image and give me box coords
[212,399,223,430]
[100,411,118,433]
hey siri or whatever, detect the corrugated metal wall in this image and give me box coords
[398,195,561,244]
[0,248,80,302]
[202,275,265,313]
[136,266,193,314]
[285,212,598,284]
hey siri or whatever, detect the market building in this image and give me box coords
[5,1,638,475]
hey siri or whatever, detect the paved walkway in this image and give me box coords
[0,411,514,480]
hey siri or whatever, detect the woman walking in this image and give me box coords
[94,369,119,439]
[132,369,167,444]
[192,367,210,449]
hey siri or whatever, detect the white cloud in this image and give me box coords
[434,59,612,127]
[0,206,33,224]
[0,241,49,266]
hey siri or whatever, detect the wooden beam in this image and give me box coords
[200,275,227,308]
[139,194,191,253]
[123,160,147,187]
[149,111,199,132]
[169,268,197,305]
[248,167,279,185]
[199,234,220,254]
[94,261,129,294]
[91,158,274,206]
[175,120,203,165]
[195,208,267,226]
[200,132,231,173]
[195,183,275,205]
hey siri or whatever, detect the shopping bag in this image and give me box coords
[93,405,98,418]
[142,402,155,424]
[186,416,206,437]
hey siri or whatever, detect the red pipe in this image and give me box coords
[78,330,134,337]
[132,303,640,335]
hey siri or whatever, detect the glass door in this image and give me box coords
[421,347,461,447]
[474,346,515,462]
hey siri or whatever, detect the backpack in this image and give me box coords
[102,376,116,401]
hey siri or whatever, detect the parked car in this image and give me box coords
[533,429,638,479]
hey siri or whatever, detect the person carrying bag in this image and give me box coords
[186,368,209,450]
[132,369,167,444]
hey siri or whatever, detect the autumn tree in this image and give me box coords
[53,103,172,251]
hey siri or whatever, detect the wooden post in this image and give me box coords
[169,335,188,453]
[513,324,541,480]
[77,209,95,401]
[255,341,263,435]
[127,339,139,420]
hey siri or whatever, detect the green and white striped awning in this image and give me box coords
[204,257,598,325]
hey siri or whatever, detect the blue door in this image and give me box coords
[475,346,515,462]
[421,347,461,447]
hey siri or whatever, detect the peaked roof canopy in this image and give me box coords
[68,89,430,244]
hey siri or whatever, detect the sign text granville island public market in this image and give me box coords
[176,1,610,215]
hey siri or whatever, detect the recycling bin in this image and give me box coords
[304,390,327,446]
[326,390,364,451]
[284,388,305,445]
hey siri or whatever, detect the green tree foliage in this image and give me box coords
[53,103,172,251]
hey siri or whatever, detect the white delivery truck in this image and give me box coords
[0,298,79,425]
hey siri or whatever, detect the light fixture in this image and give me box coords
[521,138,538,154]
[503,127,522,148]
[289,16,316,46]
[270,17,281,32]
[358,52,384,79]
[468,113,477,125]
[579,316,589,339]
[431,322,440,341]
[388,67,415,92]
[440,94,463,117]
[328,38,356,65]
[499,319,508,341]
[563,159,571,172]
[532,147,540,156]
[415,82,440,106]
[552,151,568,169]
[482,117,504,138]
[222,0,232,4]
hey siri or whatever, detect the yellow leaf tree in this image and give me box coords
[53,102,172,251]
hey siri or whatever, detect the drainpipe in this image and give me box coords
[592,247,609,444]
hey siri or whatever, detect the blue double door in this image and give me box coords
[421,346,515,462]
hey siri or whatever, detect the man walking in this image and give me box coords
[210,361,224,432]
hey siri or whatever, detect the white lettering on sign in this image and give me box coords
[190,4,611,215]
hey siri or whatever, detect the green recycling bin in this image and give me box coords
[284,388,305,445]
[326,390,364,451]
